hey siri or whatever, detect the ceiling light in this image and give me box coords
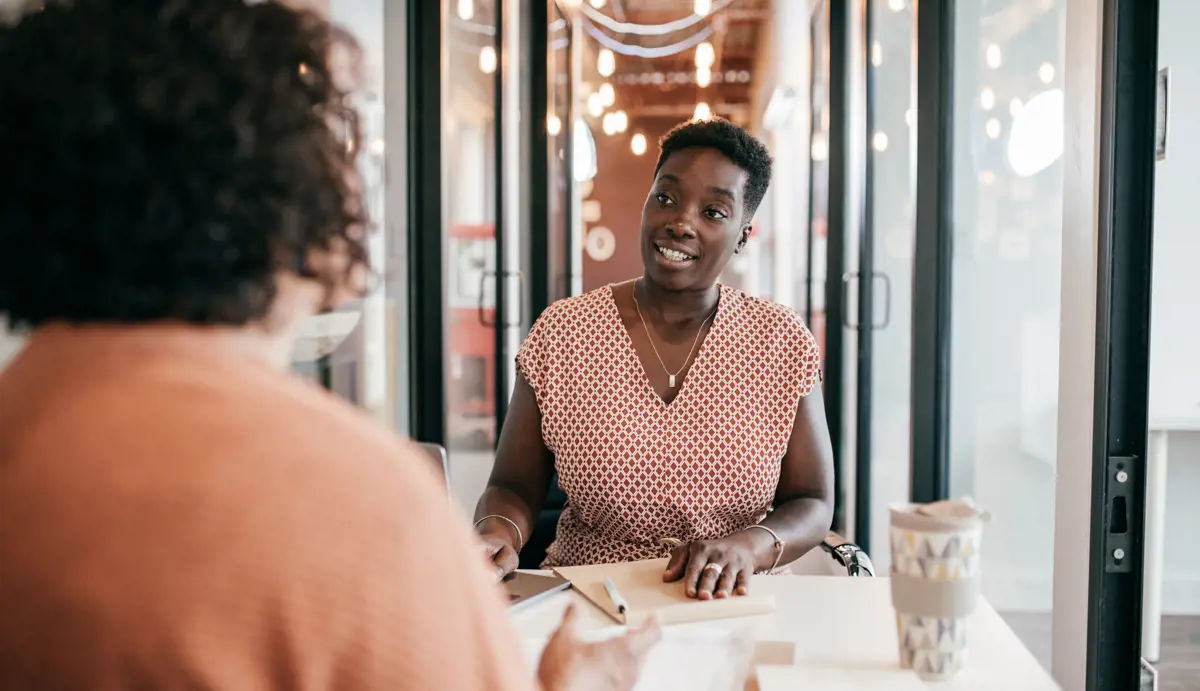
[694,0,712,16]
[695,41,714,68]
[587,92,604,117]
[696,65,712,87]
[693,102,711,121]
[547,114,562,136]
[457,0,474,21]
[1038,62,1055,84]
[599,82,615,107]
[985,44,1002,69]
[479,46,497,74]
[598,48,615,77]
[985,118,1001,140]
[980,87,995,110]
[631,133,647,156]
[872,131,889,152]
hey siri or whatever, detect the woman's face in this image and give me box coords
[639,147,750,292]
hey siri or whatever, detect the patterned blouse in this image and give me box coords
[516,284,822,567]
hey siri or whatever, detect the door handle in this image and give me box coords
[478,269,497,327]
[841,271,892,331]
[841,272,859,330]
[873,271,892,330]
[505,270,526,328]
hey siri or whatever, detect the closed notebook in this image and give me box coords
[552,558,776,626]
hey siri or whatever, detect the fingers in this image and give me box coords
[682,547,710,598]
[623,615,662,656]
[695,562,724,600]
[734,570,751,596]
[662,545,689,582]
[496,544,520,578]
[714,565,739,599]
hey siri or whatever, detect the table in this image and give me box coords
[1144,406,1200,662]
[510,575,1060,690]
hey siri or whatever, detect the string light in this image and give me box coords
[694,0,712,16]
[872,131,889,152]
[547,114,562,136]
[599,82,615,107]
[602,112,617,136]
[696,65,712,87]
[631,133,647,156]
[693,102,712,121]
[695,41,714,68]
[613,110,628,133]
[985,44,1002,69]
[1038,62,1055,84]
[590,0,606,7]
[587,92,604,117]
[980,87,995,110]
[598,48,615,77]
[986,118,1001,139]
[479,46,497,74]
[457,0,474,21]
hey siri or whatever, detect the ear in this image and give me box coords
[734,224,751,254]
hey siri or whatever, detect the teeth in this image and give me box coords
[657,245,692,262]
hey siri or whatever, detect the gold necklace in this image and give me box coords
[631,280,718,388]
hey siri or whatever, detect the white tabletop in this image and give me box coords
[510,575,1060,691]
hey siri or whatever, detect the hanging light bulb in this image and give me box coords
[631,132,647,156]
[599,82,615,107]
[695,41,714,68]
[985,44,1002,69]
[693,102,711,121]
[694,0,712,16]
[613,110,628,133]
[547,114,562,136]
[602,112,617,136]
[980,87,995,110]
[479,46,497,74]
[696,65,712,88]
[587,92,604,117]
[597,48,615,77]
[457,0,474,20]
[985,118,1001,140]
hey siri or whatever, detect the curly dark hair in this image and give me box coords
[0,0,370,329]
[654,118,773,222]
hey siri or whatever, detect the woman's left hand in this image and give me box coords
[661,534,760,600]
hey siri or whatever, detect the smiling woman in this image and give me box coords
[474,118,835,602]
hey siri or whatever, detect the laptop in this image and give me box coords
[504,572,571,611]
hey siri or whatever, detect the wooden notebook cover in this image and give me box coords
[552,558,776,626]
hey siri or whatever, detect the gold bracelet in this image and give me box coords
[744,524,785,574]
[474,514,524,549]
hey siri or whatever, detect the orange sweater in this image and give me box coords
[0,325,536,691]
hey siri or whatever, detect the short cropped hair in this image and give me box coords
[0,0,369,329]
[654,118,773,222]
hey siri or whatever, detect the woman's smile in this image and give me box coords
[654,242,698,265]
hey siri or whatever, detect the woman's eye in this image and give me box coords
[655,193,673,206]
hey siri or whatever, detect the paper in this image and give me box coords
[553,558,776,625]
[523,626,757,691]
[755,665,928,691]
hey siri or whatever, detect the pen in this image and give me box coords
[603,577,629,615]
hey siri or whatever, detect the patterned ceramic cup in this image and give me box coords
[889,500,988,681]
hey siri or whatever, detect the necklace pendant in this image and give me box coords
[669,374,677,388]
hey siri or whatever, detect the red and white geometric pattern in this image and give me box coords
[517,284,822,567]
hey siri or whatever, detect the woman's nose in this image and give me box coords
[667,220,697,238]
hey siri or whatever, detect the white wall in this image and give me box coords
[1150,0,1200,615]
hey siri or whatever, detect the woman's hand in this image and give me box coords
[537,604,661,691]
[661,534,763,600]
[478,531,520,582]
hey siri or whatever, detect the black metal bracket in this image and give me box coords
[1104,456,1138,573]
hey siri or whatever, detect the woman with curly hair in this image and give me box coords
[0,1,657,689]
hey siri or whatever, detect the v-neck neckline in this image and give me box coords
[606,282,726,409]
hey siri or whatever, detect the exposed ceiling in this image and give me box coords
[579,0,770,124]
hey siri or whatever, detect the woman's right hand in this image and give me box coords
[479,531,520,581]
[537,604,661,691]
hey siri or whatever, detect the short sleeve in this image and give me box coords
[789,313,823,398]
[515,310,552,408]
